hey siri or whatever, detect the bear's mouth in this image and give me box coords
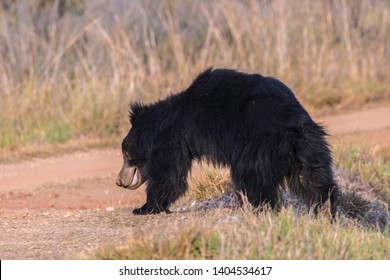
[116,164,143,190]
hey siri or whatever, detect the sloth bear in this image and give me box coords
[116,68,340,216]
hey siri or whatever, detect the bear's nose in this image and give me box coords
[116,176,123,187]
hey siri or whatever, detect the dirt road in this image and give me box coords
[1,105,389,259]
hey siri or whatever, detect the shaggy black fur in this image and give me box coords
[118,68,340,215]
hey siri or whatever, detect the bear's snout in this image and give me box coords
[116,164,142,190]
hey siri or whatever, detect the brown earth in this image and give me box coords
[0,106,389,259]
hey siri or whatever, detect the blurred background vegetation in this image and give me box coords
[0,0,389,149]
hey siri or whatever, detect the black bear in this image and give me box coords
[116,68,340,216]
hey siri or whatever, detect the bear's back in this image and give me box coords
[146,69,310,131]
[180,68,311,128]
[184,68,298,103]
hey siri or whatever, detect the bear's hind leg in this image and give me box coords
[231,167,280,211]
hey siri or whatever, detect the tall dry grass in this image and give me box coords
[0,0,389,149]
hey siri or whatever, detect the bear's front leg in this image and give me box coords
[133,148,191,215]
[132,187,171,215]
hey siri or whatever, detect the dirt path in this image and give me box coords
[318,106,390,148]
[0,149,148,211]
[1,105,389,259]
[318,106,390,135]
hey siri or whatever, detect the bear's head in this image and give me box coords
[116,103,149,190]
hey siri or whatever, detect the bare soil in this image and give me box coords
[1,106,390,259]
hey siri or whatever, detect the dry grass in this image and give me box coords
[190,169,232,201]
[0,0,389,150]
[333,144,390,204]
[86,208,389,260]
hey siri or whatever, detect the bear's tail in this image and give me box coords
[288,123,340,216]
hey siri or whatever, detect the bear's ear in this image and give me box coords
[129,102,148,126]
